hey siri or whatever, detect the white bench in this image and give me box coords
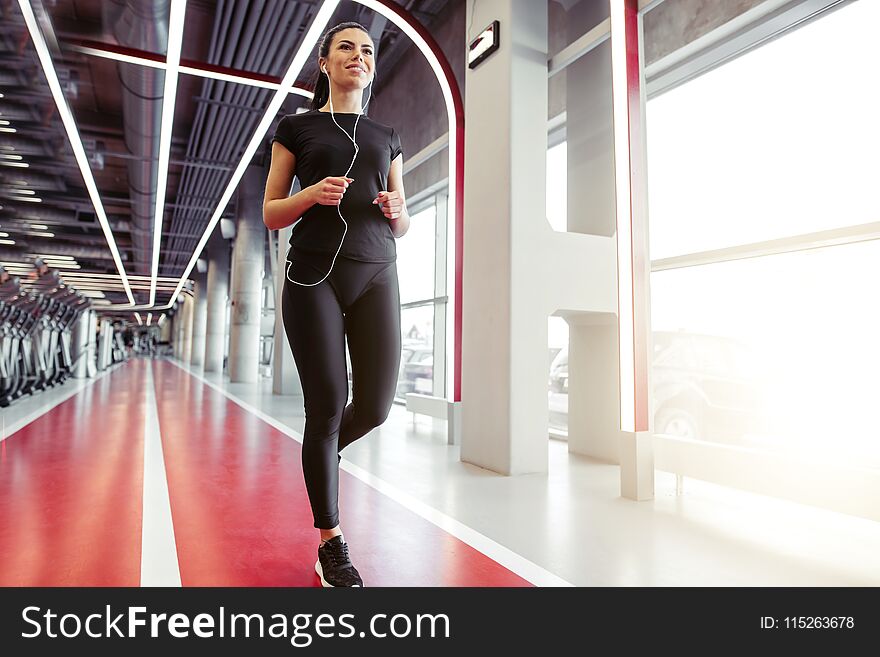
[405,393,462,445]
[405,392,447,419]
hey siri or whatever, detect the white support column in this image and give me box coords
[97,318,113,370]
[611,0,654,501]
[461,0,551,474]
[567,314,621,463]
[71,310,91,378]
[273,224,302,395]
[160,315,171,343]
[190,272,208,367]
[563,1,623,466]
[182,293,194,363]
[173,300,185,361]
[86,311,98,377]
[228,165,265,383]
[461,0,652,500]
[204,236,230,373]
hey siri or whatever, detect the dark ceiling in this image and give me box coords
[0,0,451,316]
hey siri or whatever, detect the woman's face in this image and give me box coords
[320,28,375,89]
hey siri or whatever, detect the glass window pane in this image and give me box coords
[646,0,880,259]
[651,239,880,469]
[547,142,567,232]
[548,316,569,434]
[397,304,435,399]
[396,204,436,304]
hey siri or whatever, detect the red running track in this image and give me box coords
[152,359,532,587]
[0,358,533,587]
[0,359,147,586]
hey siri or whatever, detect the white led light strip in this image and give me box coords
[16,0,135,305]
[149,0,188,306]
[100,0,342,311]
[72,43,314,97]
[48,272,179,280]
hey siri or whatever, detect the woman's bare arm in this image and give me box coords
[263,142,316,231]
[385,153,410,238]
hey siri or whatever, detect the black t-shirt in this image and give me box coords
[271,109,403,263]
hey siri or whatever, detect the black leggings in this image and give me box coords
[282,249,401,529]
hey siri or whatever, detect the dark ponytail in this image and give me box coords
[309,21,373,112]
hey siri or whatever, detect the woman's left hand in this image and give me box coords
[373,190,403,220]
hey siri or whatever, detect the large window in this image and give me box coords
[397,204,436,305]
[648,0,879,260]
[647,0,880,467]
[651,241,880,467]
[399,305,435,397]
[394,202,440,401]
[545,0,880,469]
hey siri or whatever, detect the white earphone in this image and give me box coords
[285,62,374,287]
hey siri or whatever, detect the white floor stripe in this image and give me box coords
[0,360,123,443]
[141,361,182,587]
[169,358,574,588]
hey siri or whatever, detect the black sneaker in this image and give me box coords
[315,536,364,587]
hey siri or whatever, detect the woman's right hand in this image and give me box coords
[310,176,354,206]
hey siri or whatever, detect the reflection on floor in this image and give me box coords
[1,356,879,586]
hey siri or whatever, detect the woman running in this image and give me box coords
[263,22,409,587]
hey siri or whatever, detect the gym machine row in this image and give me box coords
[0,260,129,407]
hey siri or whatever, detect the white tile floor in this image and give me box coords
[5,357,880,586]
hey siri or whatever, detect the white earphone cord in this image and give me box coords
[285,65,374,287]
